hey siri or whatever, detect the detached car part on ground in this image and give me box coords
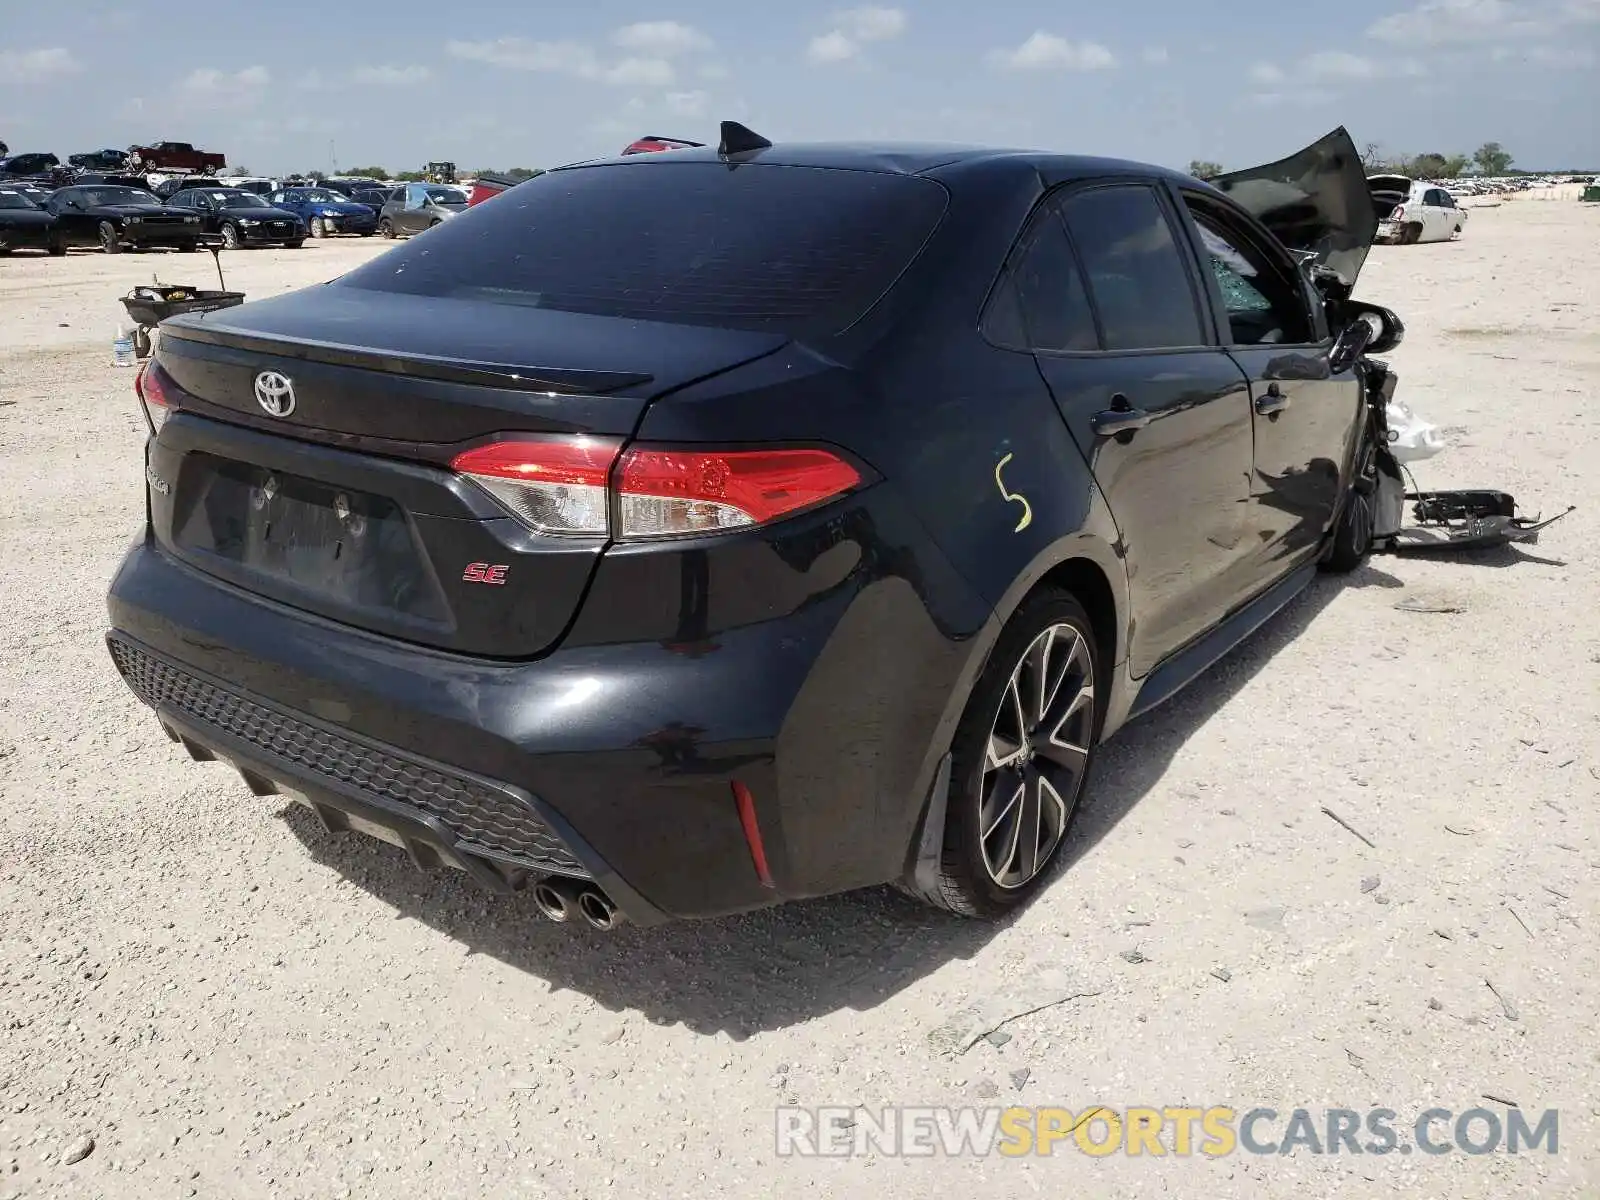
[41,184,204,254]
[105,124,1556,930]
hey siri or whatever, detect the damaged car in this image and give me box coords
[107,124,1542,929]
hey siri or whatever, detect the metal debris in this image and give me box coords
[1485,979,1520,1022]
[1321,806,1377,848]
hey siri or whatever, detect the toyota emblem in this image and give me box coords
[253,371,296,418]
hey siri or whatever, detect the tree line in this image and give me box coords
[1187,142,1516,182]
[339,166,544,182]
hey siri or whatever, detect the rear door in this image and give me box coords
[1018,181,1256,676]
[1423,188,1456,240]
[1174,186,1363,581]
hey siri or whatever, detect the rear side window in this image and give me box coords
[982,203,1098,353]
[335,162,948,336]
[1060,186,1206,352]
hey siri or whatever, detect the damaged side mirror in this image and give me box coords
[1329,302,1405,373]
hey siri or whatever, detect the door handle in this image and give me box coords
[1254,384,1291,417]
[1092,405,1152,438]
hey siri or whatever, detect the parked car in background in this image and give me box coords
[69,148,131,172]
[0,152,61,180]
[0,187,57,255]
[166,187,306,249]
[351,185,402,212]
[265,187,379,238]
[127,142,226,175]
[43,184,204,254]
[322,178,382,197]
[10,182,57,207]
[1369,175,1467,244]
[106,124,1404,927]
[225,178,282,198]
[377,183,467,238]
[151,175,220,200]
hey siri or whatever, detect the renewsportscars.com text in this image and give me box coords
[775,1105,1559,1158]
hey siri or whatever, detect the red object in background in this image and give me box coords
[468,135,706,208]
[621,136,705,155]
[467,173,521,207]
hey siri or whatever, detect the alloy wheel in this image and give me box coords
[979,622,1095,889]
[222,224,239,249]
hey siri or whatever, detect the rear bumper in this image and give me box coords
[106,523,988,921]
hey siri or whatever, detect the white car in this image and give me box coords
[1369,175,1468,244]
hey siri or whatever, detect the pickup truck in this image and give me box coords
[127,142,227,175]
[1369,175,1468,244]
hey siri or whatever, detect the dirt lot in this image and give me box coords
[2,206,1598,1199]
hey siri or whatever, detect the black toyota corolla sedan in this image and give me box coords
[106,124,1401,928]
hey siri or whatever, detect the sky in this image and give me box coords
[2,0,1597,176]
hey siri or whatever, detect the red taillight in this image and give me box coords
[450,436,620,536]
[135,362,176,435]
[615,447,861,538]
[449,438,861,539]
[1391,205,1406,221]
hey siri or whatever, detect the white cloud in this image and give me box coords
[1249,61,1286,83]
[1494,41,1598,62]
[1366,0,1595,42]
[991,31,1117,71]
[446,35,686,86]
[1142,46,1171,63]
[351,64,433,85]
[664,89,710,117]
[838,5,908,40]
[0,48,83,83]
[182,66,270,92]
[612,21,711,56]
[699,62,730,80]
[1303,50,1382,77]
[807,6,908,64]
[807,31,860,62]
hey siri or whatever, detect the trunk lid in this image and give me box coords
[148,288,788,658]
[1211,126,1377,287]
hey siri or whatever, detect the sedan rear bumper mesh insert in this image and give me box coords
[107,636,589,879]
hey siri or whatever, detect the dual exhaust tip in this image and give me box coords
[532,877,622,930]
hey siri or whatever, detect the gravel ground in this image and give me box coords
[1,203,1597,1199]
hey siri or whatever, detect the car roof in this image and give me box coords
[555,140,1198,186]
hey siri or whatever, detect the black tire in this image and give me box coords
[1322,418,1377,573]
[909,589,1102,918]
[1402,222,1424,245]
[378,218,395,239]
[176,242,196,253]
[99,222,122,254]
[47,239,66,257]
[133,327,152,359]
[220,223,240,250]
[309,217,325,239]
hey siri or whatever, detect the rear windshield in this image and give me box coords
[334,162,948,335]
